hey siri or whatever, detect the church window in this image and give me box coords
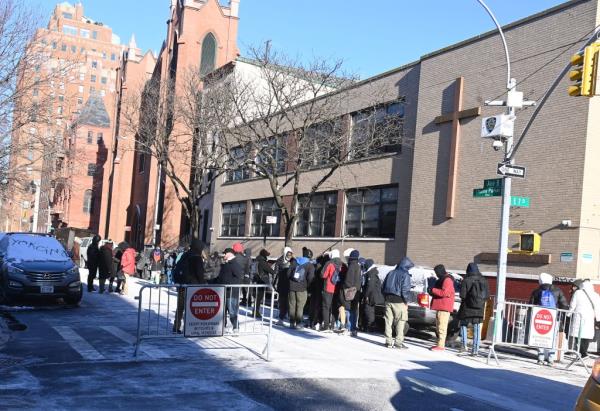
[200,33,217,77]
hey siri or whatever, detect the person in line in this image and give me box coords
[338,250,361,336]
[118,243,137,296]
[109,245,123,293]
[529,272,568,366]
[165,250,177,284]
[254,249,276,318]
[320,249,342,333]
[233,243,252,307]
[308,249,324,330]
[217,248,243,333]
[361,259,383,333]
[275,247,293,326]
[150,246,164,285]
[382,257,413,349]
[86,235,101,292]
[569,279,600,359]
[288,256,315,329]
[97,241,115,293]
[429,264,455,351]
[173,239,205,333]
[457,262,489,356]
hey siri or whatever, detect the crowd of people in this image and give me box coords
[83,237,600,362]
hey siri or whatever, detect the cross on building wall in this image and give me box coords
[434,77,481,219]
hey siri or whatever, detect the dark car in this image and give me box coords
[0,233,82,305]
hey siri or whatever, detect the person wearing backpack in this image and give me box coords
[320,249,342,333]
[382,257,413,348]
[287,256,315,329]
[569,279,600,358]
[233,243,252,307]
[172,240,206,334]
[338,250,361,336]
[149,246,164,285]
[429,264,455,351]
[458,263,489,356]
[529,272,568,365]
[361,259,384,333]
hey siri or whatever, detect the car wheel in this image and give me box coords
[64,285,83,306]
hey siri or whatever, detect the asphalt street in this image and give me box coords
[0,273,590,410]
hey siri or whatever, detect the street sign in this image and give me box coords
[497,163,526,178]
[484,178,503,189]
[528,307,557,349]
[510,196,530,208]
[184,286,225,337]
[473,187,502,197]
[265,216,278,224]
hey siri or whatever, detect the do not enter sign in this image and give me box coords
[190,288,221,320]
[184,286,225,337]
[528,306,557,348]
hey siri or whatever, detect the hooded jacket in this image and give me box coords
[288,256,315,292]
[255,253,276,286]
[458,263,489,320]
[86,237,101,270]
[529,274,568,309]
[275,246,293,292]
[431,266,455,312]
[98,244,115,280]
[383,257,413,303]
[321,250,342,294]
[570,281,600,340]
[363,266,384,306]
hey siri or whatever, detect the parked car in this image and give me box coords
[575,358,600,410]
[78,236,93,268]
[374,264,462,334]
[0,232,83,305]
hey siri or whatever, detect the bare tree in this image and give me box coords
[205,45,406,245]
[121,67,228,243]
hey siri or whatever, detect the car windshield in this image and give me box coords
[0,234,71,263]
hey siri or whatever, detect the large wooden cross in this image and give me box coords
[434,77,481,219]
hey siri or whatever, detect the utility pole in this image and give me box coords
[476,1,535,343]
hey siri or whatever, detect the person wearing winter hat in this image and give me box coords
[529,273,568,365]
[233,243,252,306]
[320,249,341,332]
[275,247,294,325]
[569,279,600,359]
[338,249,361,335]
[360,259,384,332]
[457,263,489,355]
[429,264,455,351]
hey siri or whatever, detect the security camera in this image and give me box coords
[492,140,504,151]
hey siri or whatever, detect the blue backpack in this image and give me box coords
[290,264,307,283]
[383,268,405,298]
[540,289,557,308]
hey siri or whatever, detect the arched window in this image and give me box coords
[200,33,217,77]
[83,190,93,214]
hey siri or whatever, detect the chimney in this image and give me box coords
[229,0,240,17]
[75,3,84,19]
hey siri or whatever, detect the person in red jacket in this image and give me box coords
[429,264,455,351]
[320,249,342,333]
[118,244,136,296]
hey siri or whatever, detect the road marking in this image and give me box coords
[101,326,170,359]
[53,326,105,361]
[406,376,455,395]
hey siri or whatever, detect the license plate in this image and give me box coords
[40,285,54,294]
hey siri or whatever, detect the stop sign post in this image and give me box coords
[184,286,225,337]
[528,307,557,349]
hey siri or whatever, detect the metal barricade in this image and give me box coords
[133,284,277,361]
[487,301,589,372]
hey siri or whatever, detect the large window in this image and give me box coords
[251,199,281,237]
[345,186,398,238]
[87,163,97,176]
[226,146,250,182]
[80,29,90,38]
[83,190,93,214]
[200,33,217,77]
[296,192,337,237]
[63,25,77,36]
[301,120,343,168]
[256,136,287,176]
[351,101,404,158]
[221,202,246,237]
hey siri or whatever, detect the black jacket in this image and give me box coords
[255,255,275,286]
[340,259,361,302]
[217,258,243,285]
[235,252,251,284]
[98,246,115,280]
[182,250,205,284]
[363,267,384,306]
[275,256,291,293]
[288,260,315,293]
[530,284,568,309]
[458,263,489,320]
[86,243,100,270]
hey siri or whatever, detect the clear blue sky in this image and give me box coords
[33,0,567,78]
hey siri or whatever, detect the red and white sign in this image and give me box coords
[184,286,225,337]
[528,307,557,348]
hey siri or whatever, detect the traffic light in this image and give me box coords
[519,232,541,254]
[568,42,600,97]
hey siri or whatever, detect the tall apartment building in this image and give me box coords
[5,2,123,233]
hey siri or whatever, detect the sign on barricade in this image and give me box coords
[527,307,557,348]
[184,286,225,337]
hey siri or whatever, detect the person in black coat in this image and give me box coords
[173,240,206,333]
[458,263,489,355]
[361,259,383,332]
[254,249,276,318]
[287,256,315,329]
[98,242,115,293]
[338,250,362,334]
[275,247,293,325]
[86,235,101,292]
[217,248,243,331]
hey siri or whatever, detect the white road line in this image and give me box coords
[100,326,170,359]
[53,326,105,361]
